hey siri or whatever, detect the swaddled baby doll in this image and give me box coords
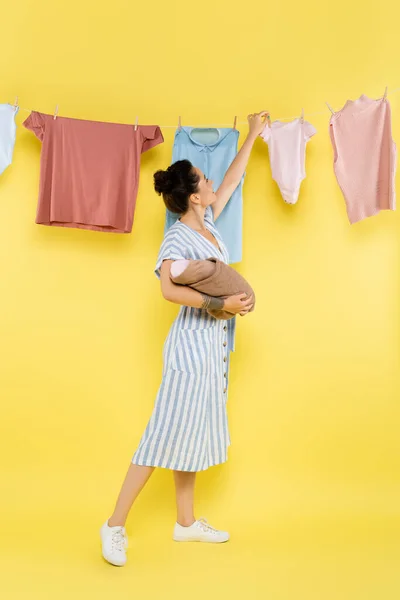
[170,257,255,320]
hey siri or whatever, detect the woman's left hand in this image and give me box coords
[247,110,270,138]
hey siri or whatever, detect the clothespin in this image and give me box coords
[134,116,138,131]
[233,116,237,130]
[178,116,182,130]
[326,102,335,115]
[383,86,388,100]
[53,104,59,120]
[300,108,304,124]
[13,96,19,112]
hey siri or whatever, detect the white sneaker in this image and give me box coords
[100,519,128,566]
[173,517,229,543]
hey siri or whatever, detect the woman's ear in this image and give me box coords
[189,193,201,206]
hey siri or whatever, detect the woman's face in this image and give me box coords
[191,167,216,208]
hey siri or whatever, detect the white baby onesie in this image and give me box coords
[260,118,316,204]
[0,104,18,176]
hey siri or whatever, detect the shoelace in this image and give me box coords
[111,527,128,551]
[197,517,218,534]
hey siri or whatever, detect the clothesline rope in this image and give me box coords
[9,86,400,127]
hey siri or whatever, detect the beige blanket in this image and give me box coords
[170,257,255,320]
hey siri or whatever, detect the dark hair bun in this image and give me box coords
[153,159,200,215]
[154,169,174,195]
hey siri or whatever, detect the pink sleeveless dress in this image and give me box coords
[329,95,396,224]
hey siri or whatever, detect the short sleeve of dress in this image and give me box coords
[154,231,187,279]
[22,111,46,141]
[140,126,164,154]
[259,123,271,143]
[204,205,215,225]
[303,120,317,142]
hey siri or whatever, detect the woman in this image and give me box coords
[100,110,268,566]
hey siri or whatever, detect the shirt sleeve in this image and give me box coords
[22,111,46,141]
[140,126,164,154]
[259,123,271,143]
[303,120,317,142]
[154,232,187,279]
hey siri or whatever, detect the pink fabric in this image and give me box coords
[23,111,164,233]
[329,95,396,224]
[260,118,316,204]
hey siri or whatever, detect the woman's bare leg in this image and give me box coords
[173,470,196,526]
[108,463,155,527]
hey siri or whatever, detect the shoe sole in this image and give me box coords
[101,555,126,567]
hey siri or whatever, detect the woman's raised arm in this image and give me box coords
[212,110,269,221]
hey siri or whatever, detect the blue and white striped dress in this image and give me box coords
[131,206,236,472]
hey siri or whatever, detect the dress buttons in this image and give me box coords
[223,341,227,347]
[224,372,227,378]
[223,356,227,362]
[223,326,227,332]
[223,388,227,393]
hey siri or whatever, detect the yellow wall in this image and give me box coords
[2,0,399,597]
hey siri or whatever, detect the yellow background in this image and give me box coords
[1,0,399,597]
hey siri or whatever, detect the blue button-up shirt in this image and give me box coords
[165,126,244,265]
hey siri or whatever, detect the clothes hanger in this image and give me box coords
[134,116,138,131]
[178,116,182,130]
[383,86,388,100]
[53,104,59,120]
[13,96,19,112]
[300,108,304,123]
[267,113,271,128]
[233,116,237,130]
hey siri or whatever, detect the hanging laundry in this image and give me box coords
[23,111,163,232]
[0,104,19,176]
[328,94,397,224]
[260,117,316,204]
[165,127,244,264]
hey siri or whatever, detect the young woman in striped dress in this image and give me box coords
[100,110,268,566]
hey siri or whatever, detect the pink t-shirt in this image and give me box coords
[23,111,164,233]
